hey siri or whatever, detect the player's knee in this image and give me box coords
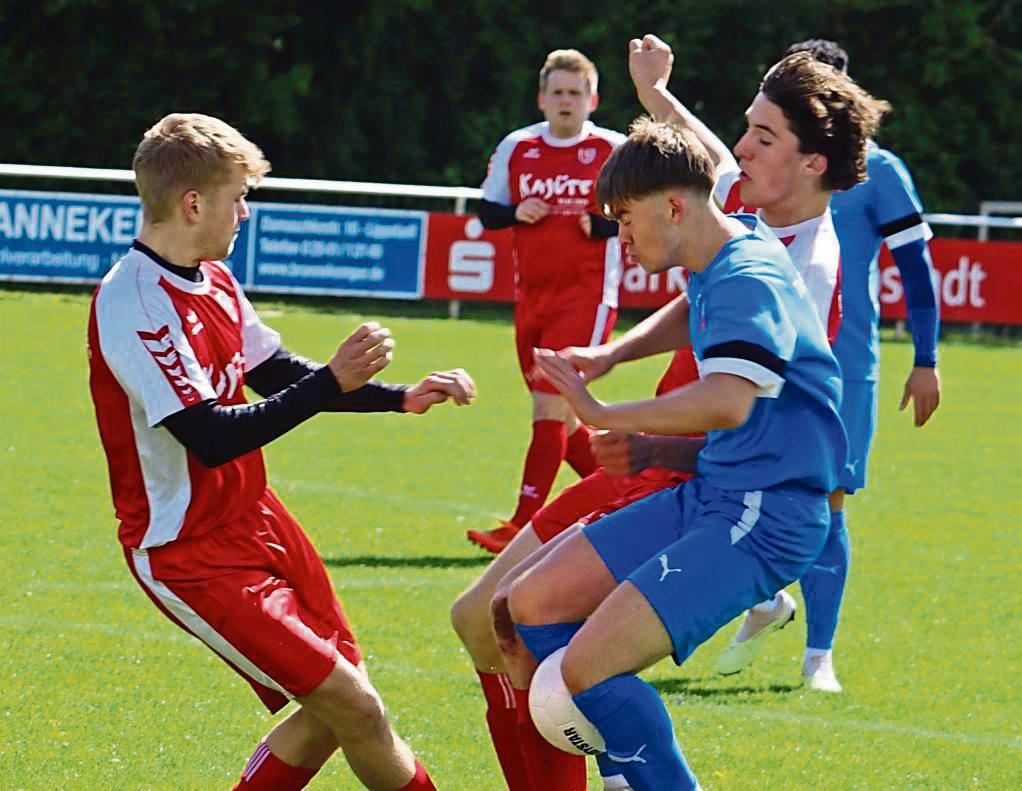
[451,587,487,647]
[311,669,391,742]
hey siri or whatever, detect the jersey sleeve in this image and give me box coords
[713,169,742,211]
[221,265,282,370]
[699,275,794,398]
[870,153,933,250]
[95,284,217,427]
[480,134,518,204]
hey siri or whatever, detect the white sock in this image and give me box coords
[804,647,832,663]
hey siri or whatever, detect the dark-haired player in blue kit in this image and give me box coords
[716,39,942,694]
[500,105,850,787]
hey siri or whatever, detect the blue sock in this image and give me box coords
[515,622,582,663]
[573,674,697,791]
[800,509,851,650]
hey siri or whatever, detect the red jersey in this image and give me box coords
[88,247,281,550]
[481,120,626,316]
[715,170,842,343]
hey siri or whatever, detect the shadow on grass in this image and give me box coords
[322,554,492,569]
[652,676,800,700]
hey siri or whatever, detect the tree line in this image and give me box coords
[1,0,1018,212]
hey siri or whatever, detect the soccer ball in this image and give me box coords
[528,647,605,755]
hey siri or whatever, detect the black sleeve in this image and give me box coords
[245,346,319,396]
[477,199,519,230]
[587,212,619,240]
[162,367,407,468]
[245,346,407,411]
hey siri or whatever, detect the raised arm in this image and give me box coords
[628,34,737,178]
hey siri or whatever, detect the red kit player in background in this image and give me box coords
[468,49,626,554]
[87,113,475,791]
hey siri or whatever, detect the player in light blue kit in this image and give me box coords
[717,39,942,693]
[500,104,851,788]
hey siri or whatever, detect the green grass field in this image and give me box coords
[1,287,1019,790]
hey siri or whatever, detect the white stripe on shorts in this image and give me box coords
[730,490,763,545]
[130,550,292,699]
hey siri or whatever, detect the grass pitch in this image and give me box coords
[0,287,1018,790]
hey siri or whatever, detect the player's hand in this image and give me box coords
[629,34,674,93]
[578,212,593,238]
[532,348,606,425]
[899,366,941,427]
[403,368,476,414]
[515,198,551,224]
[591,430,654,477]
[328,322,395,392]
[556,345,615,383]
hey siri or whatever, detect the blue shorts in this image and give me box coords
[583,477,829,665]
[837,379,878,493]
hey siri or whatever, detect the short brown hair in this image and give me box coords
[596,117,716,219]
[539,49,598,95]
[760,52,889,191]
[132,113,271,222]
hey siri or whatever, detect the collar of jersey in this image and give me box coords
[540,120,593,148]
[132,241,214,295]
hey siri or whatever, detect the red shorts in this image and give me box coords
[515,302,616,394]
[531,467,689,544]
[124,488,360,713]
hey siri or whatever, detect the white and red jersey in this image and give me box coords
[88,247,281,550]
[715,170,842,343]
[481,120,626,316]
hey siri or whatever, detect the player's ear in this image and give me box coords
[587,91,600,113]
[667,193,686,224]
[805,152,828,179]
[537,91,546,112]
[180,189,202,224]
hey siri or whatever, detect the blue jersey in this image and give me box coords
[830,144,934,381]
[688,215,847,492]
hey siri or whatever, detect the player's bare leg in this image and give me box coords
[490,525,599,791]
[494,525,617,688]
[264,705,342,771]
[296,659,424,790]
[452,525,543,672]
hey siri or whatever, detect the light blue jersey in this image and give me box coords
[687,215,847,493]
[830,144,935,381]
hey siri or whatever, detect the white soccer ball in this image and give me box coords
[528,647,605,755]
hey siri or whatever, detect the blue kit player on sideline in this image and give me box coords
[501,113,848,790]
[717,39,942,693]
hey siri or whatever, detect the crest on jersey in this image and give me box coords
[578,147,597,165]
[523,148,541,159]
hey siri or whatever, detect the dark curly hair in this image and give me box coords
[760,52,889,191]
[785,39,850,73]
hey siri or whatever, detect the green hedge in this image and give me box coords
[1,0,1017,212]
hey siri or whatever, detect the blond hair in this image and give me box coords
[132,113,270,222]
[539,49,598,95]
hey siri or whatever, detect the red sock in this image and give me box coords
[232,742,317,790]
[510,420,567,527]
[477,671,532,791]
[564,424,598,478]
[397,759,436,791]
[513,688,587,791]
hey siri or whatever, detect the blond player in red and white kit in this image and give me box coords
[467,49,626,555]
[88,113,476,791]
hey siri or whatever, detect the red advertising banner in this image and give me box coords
[424,212,681,309]
[425,213,1021,324]
[879,239,1022,325]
